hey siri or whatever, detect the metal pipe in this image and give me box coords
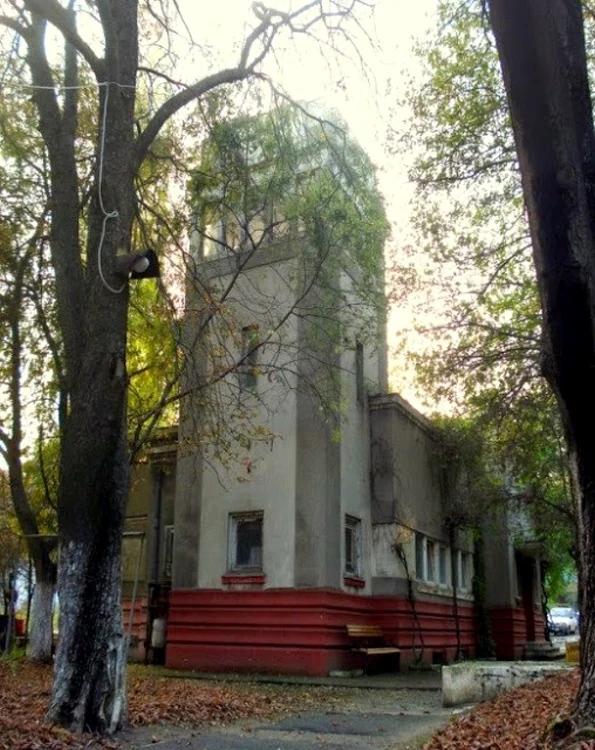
[126,533,145,645]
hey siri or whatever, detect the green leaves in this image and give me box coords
[401,0,576,581]
[186,99,388,449]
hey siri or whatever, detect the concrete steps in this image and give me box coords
[523,641,563,661]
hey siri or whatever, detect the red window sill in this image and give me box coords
[222,573,266,585]
[344,575,365,589]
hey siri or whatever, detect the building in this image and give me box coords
[121,109,546,673]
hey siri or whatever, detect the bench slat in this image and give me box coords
[346,623,399,674]
[353,647,400,655]
[347,625,383,637]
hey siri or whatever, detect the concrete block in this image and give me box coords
[442,661,573,707]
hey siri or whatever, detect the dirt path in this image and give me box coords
[121,686,455,750]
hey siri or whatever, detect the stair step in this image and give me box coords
[524,642,564,661]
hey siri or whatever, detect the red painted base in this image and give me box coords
[488,606,544,659]
[122,597,148,662]
[165,588,475,675]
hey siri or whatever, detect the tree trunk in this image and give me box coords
[488,0,595,726]
[47,359,130,733]
[47,511,128,733]
[27,557,56,663]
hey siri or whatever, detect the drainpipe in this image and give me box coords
[151,467,164,584]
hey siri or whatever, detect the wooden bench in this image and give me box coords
[346,624,400,674]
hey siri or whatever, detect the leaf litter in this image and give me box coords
[0,661,340,749]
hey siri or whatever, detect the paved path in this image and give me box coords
[122,685,456,750]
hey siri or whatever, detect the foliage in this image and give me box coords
[432,414,506,528]
[183,99,389,462]
[0,472,22,612]
[193,101,388,328]
[399,0,576,586]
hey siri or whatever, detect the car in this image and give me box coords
[548,606,579,635]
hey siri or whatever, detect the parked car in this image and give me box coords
[548,606,578,635]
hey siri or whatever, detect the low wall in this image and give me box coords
[443,661,573,707]
[166,588,475,675]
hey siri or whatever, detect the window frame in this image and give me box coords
[438,544,449,586]
[344,515,363,577]
[460,551,472,591]
[426,539,437,582]
[227,511,264,573]
[415,533,426,581]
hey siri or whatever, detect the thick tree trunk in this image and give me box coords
[41,1,138,731]
[27,557,56,663]
[488,0,595,726]
[47,514,128,733]
[47,356,130,733]
[47,175,134,735]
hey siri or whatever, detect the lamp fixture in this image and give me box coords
[115,248,160,279]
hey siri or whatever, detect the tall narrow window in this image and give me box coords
[240,324,260,390]
[163,525,174,579]
[203,218,227,258]
[345,515,362,576]
[228,512,264,571]
[415,533,426,580]
[355,340,364,405]
[439,545,448,586]
[426,540,436,582]
[460,552,472,591]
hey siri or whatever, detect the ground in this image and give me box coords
[120,681,449,749]
[0,661,450,749]
[0,659,589,749]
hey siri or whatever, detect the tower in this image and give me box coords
[168,105,389,673]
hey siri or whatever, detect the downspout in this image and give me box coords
[449,525,462,661]
[151,467,164,585]
[145,467,164,663]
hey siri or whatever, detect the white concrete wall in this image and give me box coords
[338,270,385,591]
[443,662,572,707]
[339,346,369,589]
[196,258,300,589]
[372,523,411,579]
[198,392,297,588]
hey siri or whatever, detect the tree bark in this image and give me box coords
[488,0,595,726]
[47,499,128,733]
[27,558,56,662]
[38,1,138,733]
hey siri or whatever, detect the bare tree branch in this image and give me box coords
[135,67,260,167]
[22,0,104,78]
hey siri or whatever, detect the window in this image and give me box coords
[355,341,364,405]
[439,545,449,585]
[415,534,449,584]
[163,525,174,578]
[460,552,472,591]
[426,540,436,582]
[415,533,426,580]
[454,550,472,590]
[228,512,263,571]
[240,324,260,390]
[345,515,362,576]
[203,218,227,258]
